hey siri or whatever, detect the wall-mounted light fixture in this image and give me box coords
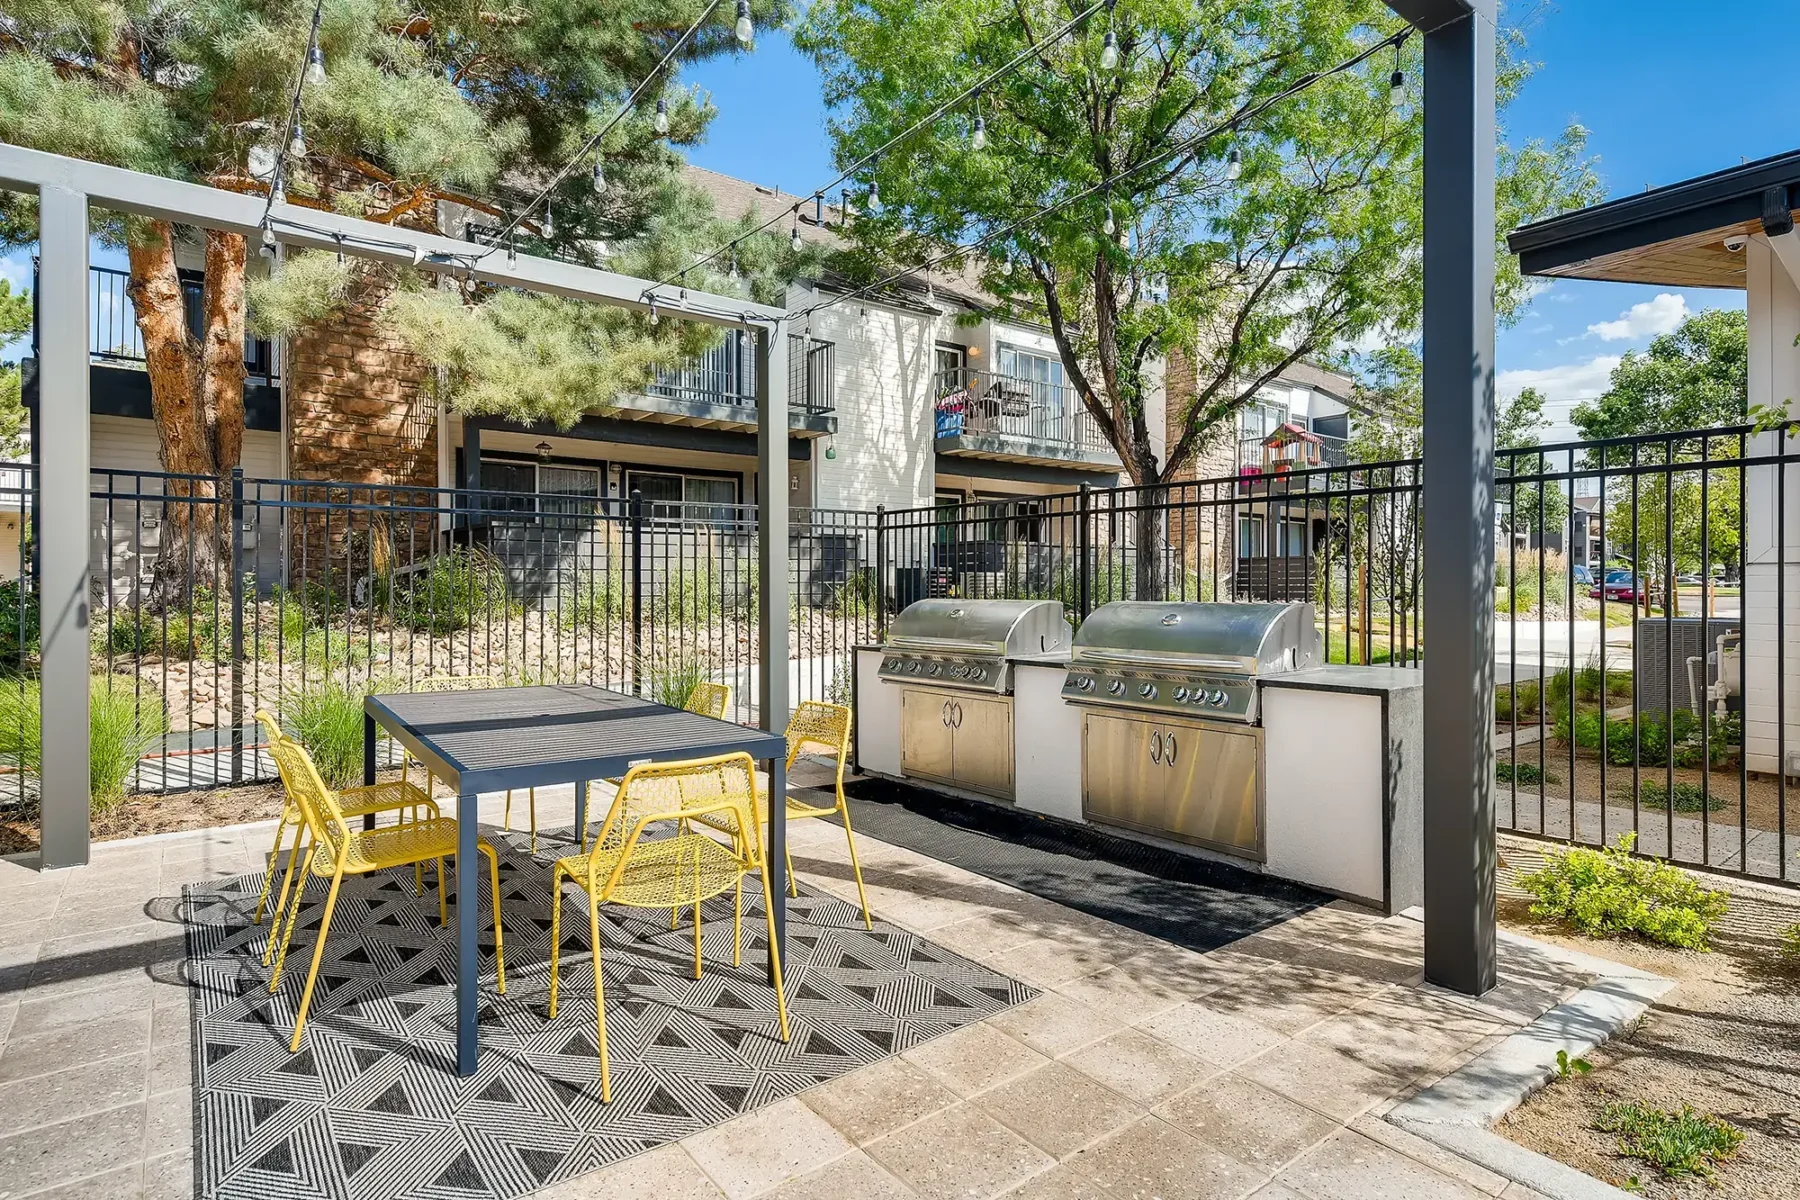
[536,441,553,462]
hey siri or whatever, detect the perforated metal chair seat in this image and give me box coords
[307,817,493,877]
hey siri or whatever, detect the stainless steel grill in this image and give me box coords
[1061,601,1320,722]
[878,598,1069,694]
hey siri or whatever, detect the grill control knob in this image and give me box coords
[972,667,986,681]
[908,662,922,673]
[1107,680,1125,696]
[1211,690,1229,707]
[1172,686,1188,701]
[1139,683,1157,699]
[928,662,942,676]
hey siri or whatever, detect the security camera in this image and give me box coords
[1723,234,1748,253]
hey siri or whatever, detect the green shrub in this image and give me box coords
[1495,680,1541,722]
[1595,1101,1744,1181]
[826,567,877,620]
[660,563,723,625]
[1496,759,1557,786]
[1545,662,1634,709]
[1517,833,1729,950]
[1612,779,1727,814]
[0,676,166,810]
[386,548,514,635]
[0,579,40,666]
[1778,923,1800,961]
[282,674,388,790]
[1555,708,1735,769]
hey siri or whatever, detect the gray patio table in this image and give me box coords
[362,683,790,1076]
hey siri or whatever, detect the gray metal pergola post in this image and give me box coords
[36,185,93,869]
[755,325,791,971]
[1391,0,1499,995]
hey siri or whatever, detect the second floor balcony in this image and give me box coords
[933,368,1120,472]
[624,330,837,437]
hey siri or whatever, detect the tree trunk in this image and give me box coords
[1132,486,1168,600]
[125,224,249,609]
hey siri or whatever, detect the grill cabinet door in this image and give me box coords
[949,694,1014,799]
[1158,722,1261,858]
[900,688,956,784]
[1081,711,1166,828]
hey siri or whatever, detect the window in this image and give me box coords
[975,495,1044,544]
[1239,398,1290,441]
[626,470,740,524]
[935,344,967,389]
[997,343,1064,388]
[477,460,600,523]
[1238,512,1308,557]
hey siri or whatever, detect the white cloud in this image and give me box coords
[1585,292,1687,342]
[1497,355,1622,404]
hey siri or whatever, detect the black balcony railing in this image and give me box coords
[40,264,278,386]
[642,331,834,417]
[934,368,1112,457]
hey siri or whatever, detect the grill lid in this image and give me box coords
[1072,601,1319,675]
[887,598,1070,657]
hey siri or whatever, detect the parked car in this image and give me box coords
[1572,565,1595,588]
[1591,569,1652,603]
[1675,573,1703,586]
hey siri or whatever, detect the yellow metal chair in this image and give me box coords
[548,752,789,1103]
[264,730,507,1054]
[685,681,731,720]
[585,681,734,854]
[250,711,435,955]
[694,701,871,929]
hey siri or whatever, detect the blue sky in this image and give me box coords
[6,2,1795,442]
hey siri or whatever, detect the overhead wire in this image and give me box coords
[260,0,326,237]
[476,0,730,260]
[785,28,1412,323]
[641,0,1111,299]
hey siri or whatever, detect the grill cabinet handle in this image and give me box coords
[1166,734,1178,767]
[1149,731,1163,764]
[942,699,951,727]
[952,702,964,728]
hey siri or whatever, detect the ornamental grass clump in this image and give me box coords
[1517,833,1729,950]
[282,674,393,790]
[0,676,166,811]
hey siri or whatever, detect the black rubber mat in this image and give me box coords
[835,776,1327,954]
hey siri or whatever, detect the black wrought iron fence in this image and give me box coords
[61,470,877,799]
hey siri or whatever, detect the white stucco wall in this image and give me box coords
[803,284,938,515]
[1742,234,1800,777]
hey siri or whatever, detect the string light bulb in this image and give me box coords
[541,207,555,239]
[649,297,659,325]
[271,176,286,206]
[867,178,881,212]
[592,159,606,193]
[1225,146,1242,181]
[306,44,326,87]
[288,124,307,158]
[727,253,740,282]
[259,225,277,259]
[1099,31,1119,71]
[1102,205,1116,237]
[654,98,670,136]
[735,0,754,45]
[972,93,987,150]
[790,222,803,252]
[1389,67,1404,105]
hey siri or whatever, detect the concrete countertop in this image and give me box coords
[1260,665,1423,695]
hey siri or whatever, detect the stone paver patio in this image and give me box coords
[0,764,1593,1199]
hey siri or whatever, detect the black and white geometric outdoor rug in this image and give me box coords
[180,827,1035,1200]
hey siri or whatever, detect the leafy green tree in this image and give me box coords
[1496,387,1568,540]
[1571,309,1747,440]
[0,278,27,459]
[0,0,788,600]
[799,0,1598,593]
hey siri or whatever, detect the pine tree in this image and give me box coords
[0,0,787,604]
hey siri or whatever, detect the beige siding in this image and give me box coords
[89,414,285,604]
